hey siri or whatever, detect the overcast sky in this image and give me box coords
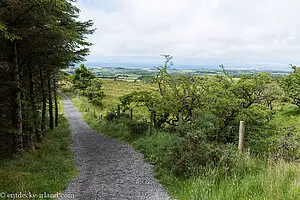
[76,0,300,69]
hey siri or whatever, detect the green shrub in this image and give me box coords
[72,64,96,90]
[133,131,182,168]
[172,131,223,177]
[216,148,265,179]
[275,124,300,161]
[82,79,104,106]
[178,110,220,139]
[105,111,130,122]
[97,119,131,140]
[60,79,74,93]
[127,121,148,136]
[235,105,277,155]
[280,65,300,108]
[118,113,130,119]
[105,111,117,121]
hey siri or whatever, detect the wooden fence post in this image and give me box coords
[117,105,121,116]
[150,112,154,132]
[179,112,183,126]
[153,113,156,127]
[238,121,245,154]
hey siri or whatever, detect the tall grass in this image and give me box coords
[172,159,300,200]
[131,129,300,199]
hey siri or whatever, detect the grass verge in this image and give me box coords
[0,101,77,199]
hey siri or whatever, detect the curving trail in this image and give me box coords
[59,95,170,200]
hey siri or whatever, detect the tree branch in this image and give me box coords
[9,5,36,26]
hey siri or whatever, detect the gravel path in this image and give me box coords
[59,96,170,200]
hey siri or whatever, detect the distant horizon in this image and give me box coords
[78,60,293,71]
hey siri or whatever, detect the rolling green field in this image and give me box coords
[69,79,156,121]
[101,79,157,109]
[68,78,300,200]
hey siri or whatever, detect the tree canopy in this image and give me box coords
[72,64,96,90]
[281,65,300,108]
[0,0,94,154]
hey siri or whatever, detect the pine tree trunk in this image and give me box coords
[48,72,54,130]
[12,42,23,153]
[27,63,34,146]
[53,78,59,127]
[29,63,40,143]
[39,66,46,137]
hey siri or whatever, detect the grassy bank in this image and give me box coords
[139,135,300,200]
[64,77,300,199]
[68,92,300,200]
[0,101,77,199]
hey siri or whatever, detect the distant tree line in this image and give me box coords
[0,0,94,156]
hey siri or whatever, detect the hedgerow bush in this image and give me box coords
[82,79,104,106]
[127,121,148,136]
[172,131,223,177]
[275,122,300,161]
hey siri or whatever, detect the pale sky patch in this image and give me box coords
[76,0,300,69]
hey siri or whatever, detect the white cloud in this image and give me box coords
[76,0,300,68]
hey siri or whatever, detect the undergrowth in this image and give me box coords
[70,94,300,200]
[0,100,77,199]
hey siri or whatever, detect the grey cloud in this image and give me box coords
[76,0,300,67]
